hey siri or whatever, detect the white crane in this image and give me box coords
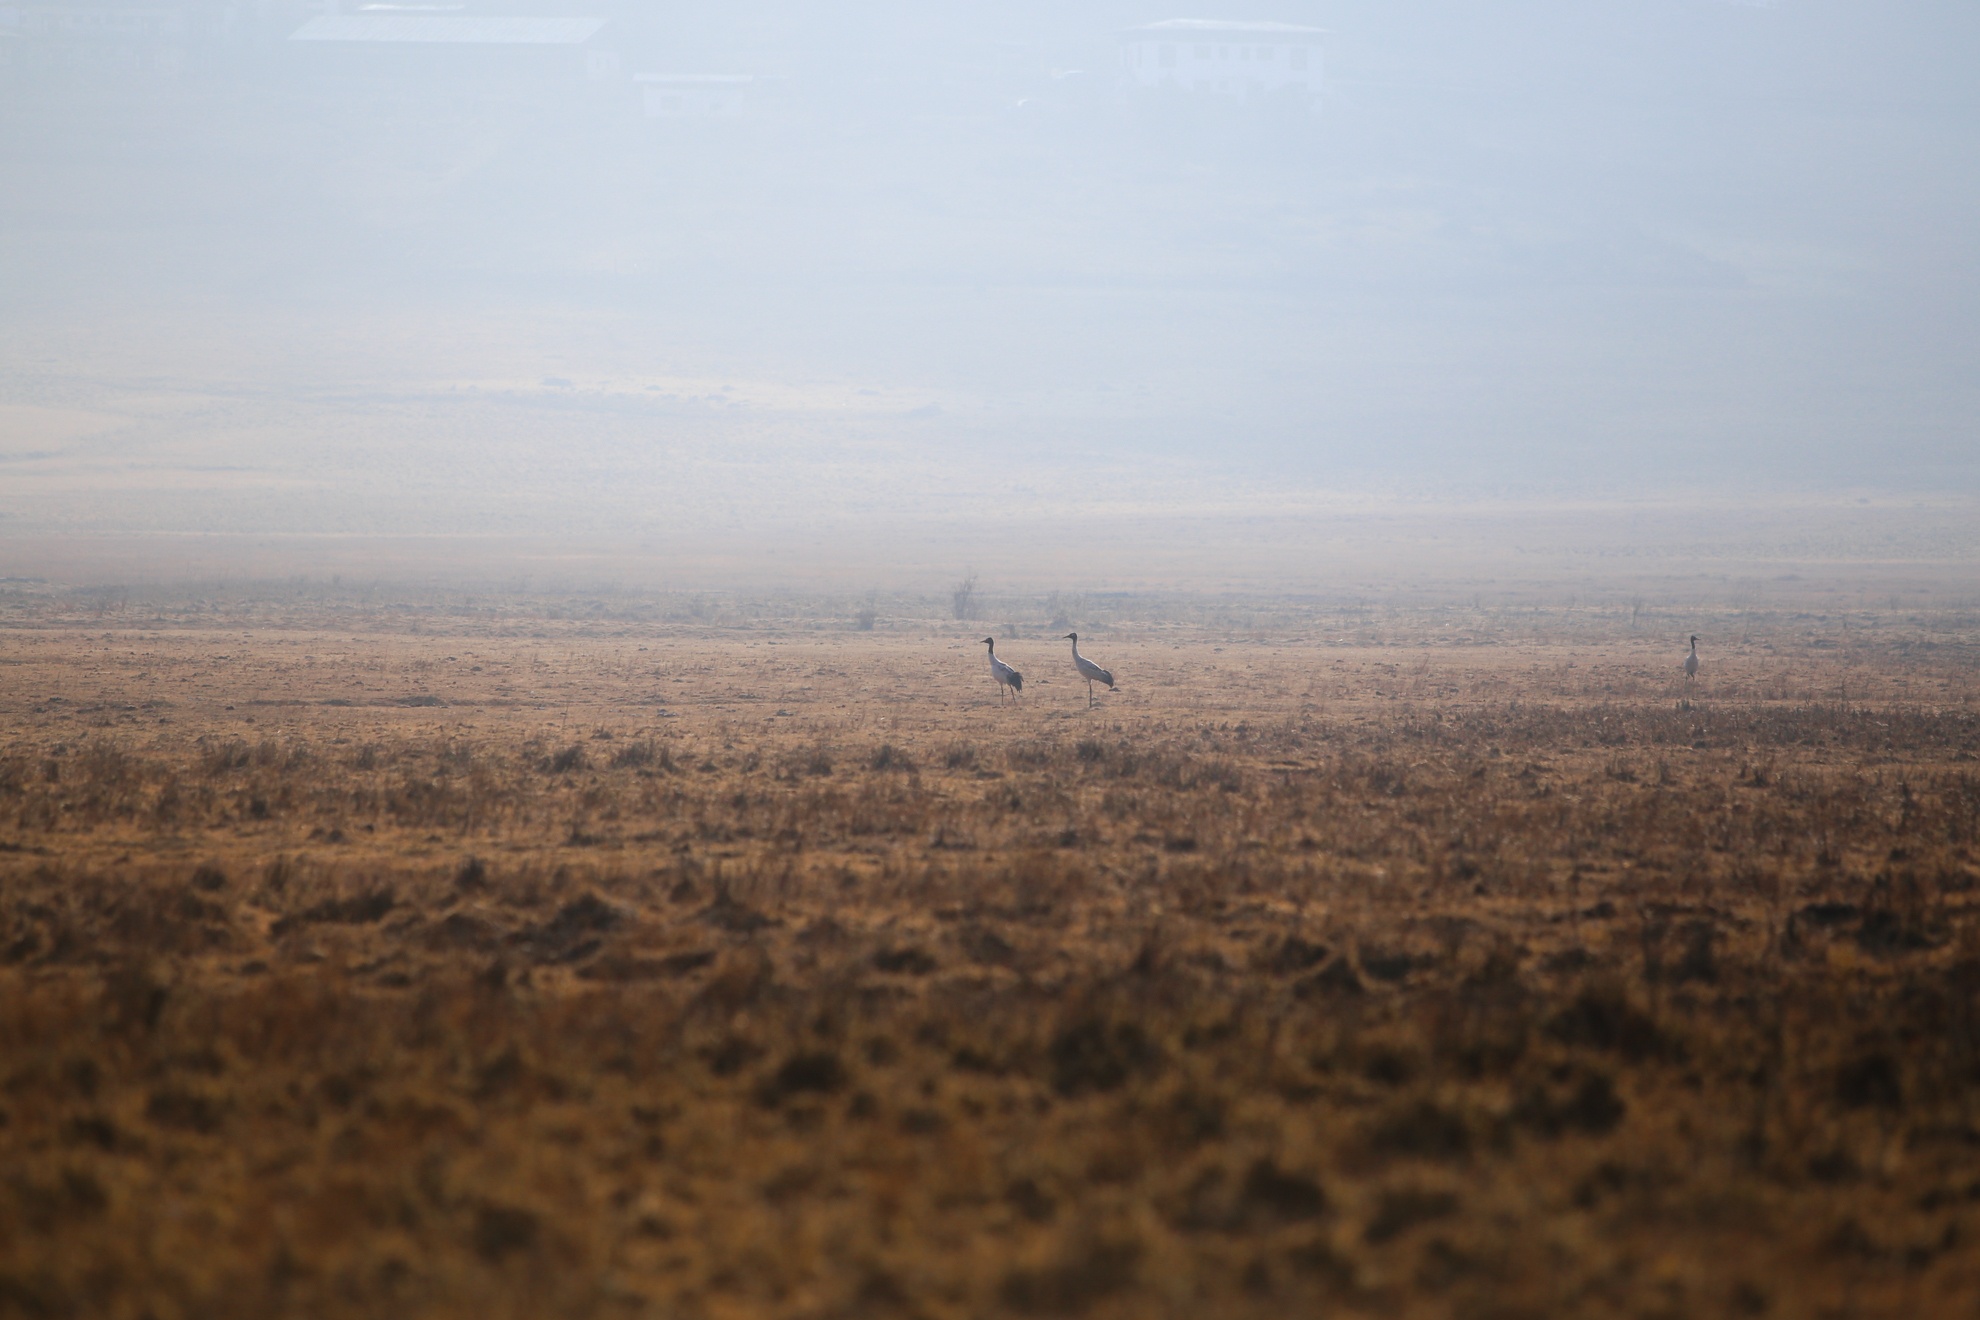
[1064,632,1115,708]
[982,637,1023,704]
[1683,635,1700,682]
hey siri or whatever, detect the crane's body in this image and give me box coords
[983,637,1023,704]
[1064,633,1115,708]
[1683,635,1700,682]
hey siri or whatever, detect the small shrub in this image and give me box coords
[1835,1053,1903,1109]
[1048,1020,1158,1097]
[1546,984,1669,1062]
[201,740,252,776]
[1262,935,1330,975]
[270,889,396,935]
[869,744,914,773]
[872,945,937,975]
[951,571,978,621]
[999,1239,1140,1314]
[611,739,675,772]
[145,1089,223,1134]
[1367,1100,1472,1162]
[1239,1159,1328,1222]
[472,1204,540,1261]
[1514,1071,1626,1137]
[757,1051,847,1105]
[1363,1188,1459,1244]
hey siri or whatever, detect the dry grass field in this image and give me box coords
[2,590,1978,1319]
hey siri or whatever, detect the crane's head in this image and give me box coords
[1063,632,1077,641]
[981,637,996,647]
[1690,635,1699,646]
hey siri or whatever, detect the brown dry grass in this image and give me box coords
[2,600,1978,1319]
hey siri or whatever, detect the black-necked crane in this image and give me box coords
[1064,632,1115,708]
[1683,635,1700,682]
[983,637,1023,704]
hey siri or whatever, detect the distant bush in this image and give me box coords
[545,744,588,774]
[610,739,675,772]
[869,744,914,773]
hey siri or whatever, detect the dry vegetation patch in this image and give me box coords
[1,608,1977,1317]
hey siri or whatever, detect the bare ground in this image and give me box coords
[1,594,1977,1319]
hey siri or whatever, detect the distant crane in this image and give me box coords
[1683,635,1700,683]
[1064,632,1116,708]
[983,637,1023,704]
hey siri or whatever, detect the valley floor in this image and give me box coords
[2,598,1977,1318]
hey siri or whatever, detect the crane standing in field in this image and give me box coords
[1064,632,1116,708]
[1683,635,1700,683]
[983,637,1023,704]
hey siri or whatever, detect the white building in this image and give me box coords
[1119,19,1324,102]
[636,74,754,121]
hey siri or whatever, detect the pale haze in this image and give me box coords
[1,0,1975,592]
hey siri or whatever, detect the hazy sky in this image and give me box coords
[0,0,1975,581]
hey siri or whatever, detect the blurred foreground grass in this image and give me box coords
[1,609,1977,1318]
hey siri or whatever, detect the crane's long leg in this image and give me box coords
[1086,677,1094,708]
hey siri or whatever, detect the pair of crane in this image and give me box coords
[982,633,1702,707]
[982,633,1114,707]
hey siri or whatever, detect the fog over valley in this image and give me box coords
[2,0,1976,590]
[9,12,1980,1314]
